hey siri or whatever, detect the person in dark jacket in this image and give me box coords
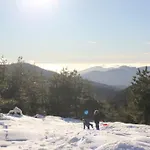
[83,119,93,129]
[93,110,100,130]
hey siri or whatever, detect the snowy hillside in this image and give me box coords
[0,115,150,150]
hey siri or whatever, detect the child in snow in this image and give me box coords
[83,119,93,129]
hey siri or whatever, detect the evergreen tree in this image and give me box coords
[129,67,150,124]
[48,68,97,118]
[0,56,8,97]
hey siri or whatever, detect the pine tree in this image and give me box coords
[0,56,8,97]
[130,67,150,124]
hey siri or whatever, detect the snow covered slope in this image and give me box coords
[0,115,150,150]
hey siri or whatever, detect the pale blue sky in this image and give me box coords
[0,0,150,71]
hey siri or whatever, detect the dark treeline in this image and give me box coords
[0,56,150,124]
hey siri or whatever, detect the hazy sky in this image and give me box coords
[1,0,150,71]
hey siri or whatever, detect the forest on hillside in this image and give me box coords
[0,56,150,124]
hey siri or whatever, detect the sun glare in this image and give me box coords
[16,0,58,14]
[23,0,51,8]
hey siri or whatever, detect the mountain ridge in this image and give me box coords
[4,63,121,102]
[80,65,150,86]
[6,62,56,79]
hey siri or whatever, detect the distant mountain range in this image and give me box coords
[5,63,119,102]
[80,66,150,87]
[7,63,149,88]
[7,63,150,102]
[80,66,113,74]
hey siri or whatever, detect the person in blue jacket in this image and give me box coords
[82,110,93,129]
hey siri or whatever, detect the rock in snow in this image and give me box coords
[8,107,23,117]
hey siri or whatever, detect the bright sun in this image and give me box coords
[23,0,51,8]
[16,0,58,13]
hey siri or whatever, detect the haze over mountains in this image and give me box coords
[5,63,119,102]
[9,63,149,87]
[7,63,150,88]
[5,63,150,104]
[80,66,150,87]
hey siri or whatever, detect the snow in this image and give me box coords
[8,107,23,117]
[0,115,150,150]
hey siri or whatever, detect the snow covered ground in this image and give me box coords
[0,115,150,150]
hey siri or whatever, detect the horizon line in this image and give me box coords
[5,61,150,72]
[32,62,150,72]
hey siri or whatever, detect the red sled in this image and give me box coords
[102,123,108,126]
